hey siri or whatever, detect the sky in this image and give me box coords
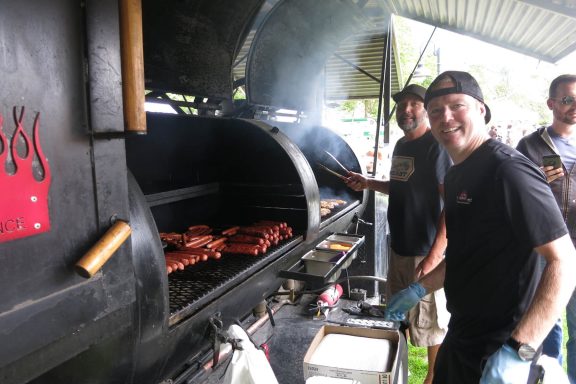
[401,16,576,132]
[407,17,576,77]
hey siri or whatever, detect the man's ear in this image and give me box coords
[546,98,554,111]
[479,102,486,118]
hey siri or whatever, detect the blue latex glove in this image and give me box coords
[479,344,531,384]
[384,282,427,321]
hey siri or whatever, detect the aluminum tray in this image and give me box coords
[279,233,365,286]
[316,233,363,252]
[302,250,347,276]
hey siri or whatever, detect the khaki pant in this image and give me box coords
[386,249,450,347]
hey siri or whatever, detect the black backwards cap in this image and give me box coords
[392,84,427,103]
[424,71,491,124]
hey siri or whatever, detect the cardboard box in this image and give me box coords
[303,325,400,384]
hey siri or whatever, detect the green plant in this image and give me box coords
[407,343,428,384]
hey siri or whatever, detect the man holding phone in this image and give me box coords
[517,74,576,383]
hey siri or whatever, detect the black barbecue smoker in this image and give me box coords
[0,1,397,383]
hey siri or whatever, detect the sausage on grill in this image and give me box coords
[228,235,264,245]
[222,226,240,236]
[174,248,221,260]
[164,257,185,270]
[222,244,259,256]
[237,227,269,239]
[186,225,212,236]
[183,235,213,248]
[206,237,227,249]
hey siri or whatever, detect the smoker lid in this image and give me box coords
[142,0,265,99]
[245,0,367,112]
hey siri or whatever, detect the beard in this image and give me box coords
[554,108,576,125]
[561,114,576,125]
[398,116,420,132]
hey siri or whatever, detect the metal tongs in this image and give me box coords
[317,163,347,180]
[324,151,350,174]
[317,151,350,180]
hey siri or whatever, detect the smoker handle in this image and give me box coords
[75,220,132,278]
[120,0,146,133]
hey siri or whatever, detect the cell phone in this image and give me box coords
[542,154,562,169]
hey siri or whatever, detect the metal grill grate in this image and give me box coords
[167,236,301,323]
[168,255,260,312]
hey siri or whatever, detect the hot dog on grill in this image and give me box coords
[237,227,269,239]
[165,254,190,266]
[160,232,183,241]
[222,243,259,256]
[183,235,213,248]
[248,226,274,235]
[164,257,185,270]
[165,259,181,271]
[175,250,208,262]
[165,252,196,265]
[221,226,240,236]
[228,234,264,245]
[214,243,227,252]
[160,232,184,247]
[186,225,212,236]
[206,237,227,249]
[255,220,287,228]
[161,221,292,270]
[173,248,221,260]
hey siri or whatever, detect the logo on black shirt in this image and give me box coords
[390,156,414,181]
[457,190,473,204]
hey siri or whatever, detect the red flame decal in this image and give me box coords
[0,106,52,243]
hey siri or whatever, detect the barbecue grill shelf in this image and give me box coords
[279,233,364,286]
[145,183,220,207]
[320,199,361,226]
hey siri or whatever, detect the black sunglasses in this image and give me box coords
[552,96,576,105]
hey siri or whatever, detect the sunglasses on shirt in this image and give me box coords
[552,95,576,105]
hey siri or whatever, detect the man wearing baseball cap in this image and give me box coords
[346,83,452,384]
[384,71,576,383]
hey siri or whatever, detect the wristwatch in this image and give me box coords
[505,337,537,361]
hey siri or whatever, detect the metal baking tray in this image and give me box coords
[279,233,364,286]
[315,233,364,252]
[302,250,347,275]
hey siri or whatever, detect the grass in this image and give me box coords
[407,311,569,384]
[407,344,428,384]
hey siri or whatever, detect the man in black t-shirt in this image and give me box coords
[346,84,452,384]
[384,71,576,384]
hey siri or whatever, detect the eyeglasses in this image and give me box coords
[552,96,576,105]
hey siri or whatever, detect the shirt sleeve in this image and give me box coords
[434,145,453,185]
[498,156,568,248]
